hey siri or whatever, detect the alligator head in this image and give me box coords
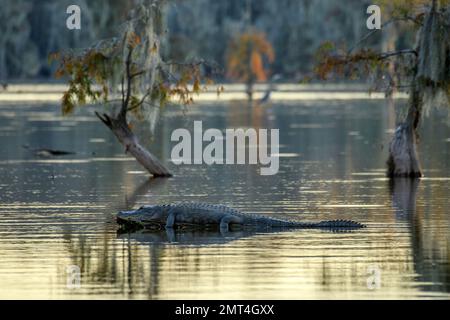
[117,205,167,232]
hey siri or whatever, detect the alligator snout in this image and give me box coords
[117,210,136,224]
[116,210,145,233]
[118,210,136,216]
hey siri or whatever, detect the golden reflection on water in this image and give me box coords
[0,98,448,299]
[0,219,446,300]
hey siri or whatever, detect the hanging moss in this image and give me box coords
[417,3,446,85]
[386,1,450,178]
[416,2,450,113]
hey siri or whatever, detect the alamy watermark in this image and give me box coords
[366,264,381,290]
[66,5,382,31]
[366,5,381,30]
[66,5,81,30]
[66,265,81,290]
[171,121,279,176]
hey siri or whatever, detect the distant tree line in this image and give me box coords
[1,0,409,81]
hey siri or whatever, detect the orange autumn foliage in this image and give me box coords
[226,32,275,83]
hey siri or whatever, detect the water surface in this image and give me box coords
[0,98,449,299]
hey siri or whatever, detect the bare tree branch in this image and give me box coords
[130,70,146,79]
[378,49,418,59]
[121,75,125,105]
[120,47,134,119]
[127,89,153,112]
[95,112,112,128]
[348,17,423,54]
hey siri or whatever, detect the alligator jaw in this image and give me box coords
[117,215,145,233]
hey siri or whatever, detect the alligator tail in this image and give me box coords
[269,219,366,229]
[313,220,366,229]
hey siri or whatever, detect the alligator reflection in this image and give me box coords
[118,229,295,246]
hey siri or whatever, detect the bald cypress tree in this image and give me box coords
[316,0,450,177]
[53,1,214,177]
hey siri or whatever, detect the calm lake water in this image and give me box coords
[0,97,449,299]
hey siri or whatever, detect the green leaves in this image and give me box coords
[54,48,109,115]
[61,90,75,115]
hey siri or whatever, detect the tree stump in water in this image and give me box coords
[387,123,423,178]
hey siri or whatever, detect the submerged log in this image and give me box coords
[96,112,172,178]
[23,145,75,157]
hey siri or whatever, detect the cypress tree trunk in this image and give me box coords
[387,83,423,178]
[386,0,449,178]
[246,79,254,102]
[96,112,173,178]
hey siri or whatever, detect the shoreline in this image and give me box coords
[0,83,409,102]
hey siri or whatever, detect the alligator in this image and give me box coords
[22,145,75,157]
[117,203,366,232]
